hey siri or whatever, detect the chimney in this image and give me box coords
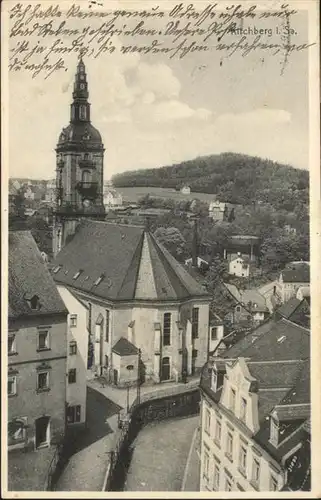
[192,218,199,267]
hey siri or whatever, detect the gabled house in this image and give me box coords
[228,253,251,278]
[224,284,269,327]
[199,317,310,492]
[51,220,211,386]
[274,296,310,329]
[8,231,68,452]
[277,262,310,303]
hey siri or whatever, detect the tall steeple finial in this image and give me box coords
[70,57,90,123]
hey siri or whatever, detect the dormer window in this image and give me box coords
[270,417,279,446]
[94,273,105,286]
[28,294,40,311]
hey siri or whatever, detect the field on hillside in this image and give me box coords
[117,186,216,204]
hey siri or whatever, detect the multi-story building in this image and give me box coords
[51,219,211,386]
[8,231,68,451]
[56,285,89,429]
[199,317,310,492]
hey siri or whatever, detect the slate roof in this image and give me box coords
[281,262,310,283]
[52,220,209,302]
[9,231,68,319]
[276,297,301,319]
[224,318,309,361]
[112,337,139,356]
[200,316,310,464]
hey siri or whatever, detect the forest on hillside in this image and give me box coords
[112,153,309,210]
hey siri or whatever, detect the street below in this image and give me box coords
[124,416,200,491]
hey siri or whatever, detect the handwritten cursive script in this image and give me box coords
[7,2,315,79]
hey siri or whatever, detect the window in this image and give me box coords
[68,369,76,384]
[105,355,109,368]
[163,313,171,346]
[67,405,81,424]
[70,314,77,327]
[38,331,49,350]
[8,334,17,355]
[270,418,279,445]
[226,432,233,460]
[211,327,218,340]
[82,169,91,183]
[79,104,87,120]
[225,475,233,491]
[94,274,105,286]
[230,388,236,412]
[204,408,211,435]
[105,310,110,342]
[252,458,260,484]
[8,376,17,396]
[214,419,221,446]
[213,462,220,490]
[37,371,49,391]
[270,474,278,491]
[236,306,241,312]
[8,418,26,445]
[203,450,210,479]
[69,341,77,355]
[192,307,199,338]
[240,397,247,422]
[211,369,217,391]
[239,445,247,475]
[192,349,198,357]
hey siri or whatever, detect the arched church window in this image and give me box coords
[79,105,87,120]
[71,106,75,120]
[82,170,91,183]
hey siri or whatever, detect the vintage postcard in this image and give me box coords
[1,0,320,497]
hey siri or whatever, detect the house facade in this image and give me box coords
[8,231,68,452]
[228,254,250,278]
[56,285,89,428]
[103,188,123,209]
[52,220,211,387]
[199,318,310,492]
[277,262,310,303]
[180,185,191,194]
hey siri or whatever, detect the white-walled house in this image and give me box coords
[52,220,211,387]
[278,262,310,303]
[57,285,89,428]
[208,314,224,354]
[228,254,251,278]
[199,318,310,492]
[180,185,191,194]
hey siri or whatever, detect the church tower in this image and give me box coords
[53,58,105,257]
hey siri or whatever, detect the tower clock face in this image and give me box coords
[83,199,91,208]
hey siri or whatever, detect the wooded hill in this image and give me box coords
[112,153,309,210]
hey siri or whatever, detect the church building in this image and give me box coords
[51,58,211,386]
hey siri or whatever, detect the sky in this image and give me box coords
[8,4,310,181]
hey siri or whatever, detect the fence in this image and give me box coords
[105,385,200,491]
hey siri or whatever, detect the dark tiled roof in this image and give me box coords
[282,263,310,283]
[9,231,67,319]
[112,337,139,356]
[282,436,311,491]
[52,220,209,302]
[247,360,303,389]
[225,318,309,362]
[275,297,301,319]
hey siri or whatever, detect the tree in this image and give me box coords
[153,226,186,261]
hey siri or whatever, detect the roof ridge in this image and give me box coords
[117,232,145,299]
[280,317,310,333]
[81,218,145,229]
